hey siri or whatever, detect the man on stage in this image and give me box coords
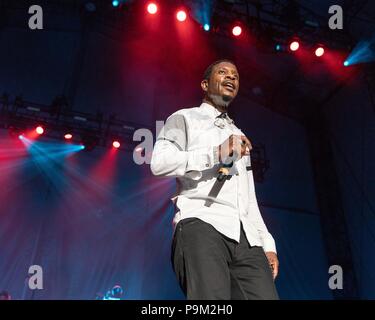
[151,60,279,300]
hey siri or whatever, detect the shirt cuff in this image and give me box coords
[262,236,277,254]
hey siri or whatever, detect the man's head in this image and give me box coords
[201,60,239,110]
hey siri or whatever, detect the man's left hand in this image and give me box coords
[265,252,279,280]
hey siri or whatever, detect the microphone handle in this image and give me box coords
[217,162,233,182]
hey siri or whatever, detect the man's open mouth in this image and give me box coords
[222,81,236,91]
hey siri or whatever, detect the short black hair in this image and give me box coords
[203,59,237,81]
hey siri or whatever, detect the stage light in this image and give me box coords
[289,41,300,51]
[203,24,210,31]
[176,10,187,22]
[19,135,24,140]
[100,285,124,300]
[81,135,98,151]
[35,126,44,135]
[113,141,121,149]
[111,285,123,298]
[147,2,157,14]
[275,44,282,51]
[344,40,375,66]
[64,133,73,140]
[112,0,119,7]
[315,46,325,57]
[232,26,242,37]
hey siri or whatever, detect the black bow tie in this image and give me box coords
[217,112,228,119]
[216,112,234,124]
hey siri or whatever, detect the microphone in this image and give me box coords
[217,162,233,182]
[217,140,248,182]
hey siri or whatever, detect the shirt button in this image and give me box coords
[205,164,209,167]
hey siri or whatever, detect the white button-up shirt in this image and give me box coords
[151,102,276,253]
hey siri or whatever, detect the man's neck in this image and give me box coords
[203,97,228,114]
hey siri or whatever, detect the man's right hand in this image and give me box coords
[218,134,252,164]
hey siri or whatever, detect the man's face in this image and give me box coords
[201,61,240,107]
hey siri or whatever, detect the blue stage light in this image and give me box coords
[203,24,210,31]
[344,37,375,66]
[112,0,119,7]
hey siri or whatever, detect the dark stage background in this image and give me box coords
[0,0,374,299]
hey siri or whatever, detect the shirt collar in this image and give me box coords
[200,102,234,124]
[200,102,222,119]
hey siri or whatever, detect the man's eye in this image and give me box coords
[218,70,225,74]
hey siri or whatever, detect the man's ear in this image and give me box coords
[201,79,208,92]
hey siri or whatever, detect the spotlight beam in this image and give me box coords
[344,38,375,66]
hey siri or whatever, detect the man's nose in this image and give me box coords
[225,74,236,80]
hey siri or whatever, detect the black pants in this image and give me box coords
[171,218,279,300]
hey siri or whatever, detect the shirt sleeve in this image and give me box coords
[150,112,220,180]
[247,164,277,253]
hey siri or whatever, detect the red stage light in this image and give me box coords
[289,41,300,51]
[35,126,44,135]
[113,141,121,149]
[64,133,73,140]
[315,47,325,57]
[176,10,187,22]
[147,3,157,15]
[232,26,242,36]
